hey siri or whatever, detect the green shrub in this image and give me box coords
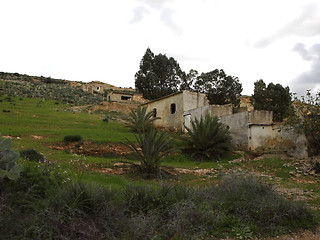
[64,135,83,143]
[125,128,175,178]
[0,176,317,240]
[202,174,317,235]
[181,114,231,161]
[52,181,115,215]
[20,149,45,162]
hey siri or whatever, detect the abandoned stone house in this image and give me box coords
[82,81,111,94]
[141,91,210,131]
[105,90,145,103]
[82,81,145,103]
[143,90,304,154]
[106,91,134,102]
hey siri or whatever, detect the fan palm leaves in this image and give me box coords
[126,106,160,133]
[181,115,231,160]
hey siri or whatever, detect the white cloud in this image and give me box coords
[130,6,149,23]
[255,3,320,48]
[136,0,171,10]
[291,43,320,95]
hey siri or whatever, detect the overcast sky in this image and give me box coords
[1,0,319,96]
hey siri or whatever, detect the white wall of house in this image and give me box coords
[143,91,209,131]
[248,125,273,150]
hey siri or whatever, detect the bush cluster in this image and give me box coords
[64,135,83,143]
[0,174,317,240]
[20,149,45,162]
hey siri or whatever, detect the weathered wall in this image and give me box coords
[219,110,274,150]
[182,91,209,111]
[220,111,249,146]
[143,93,185,131]
[183,104,232,130]
[209,104,233,118]
[143,91,209,131]
[248,125,273,150]
[248,110,273,125]
[271,123,308,159]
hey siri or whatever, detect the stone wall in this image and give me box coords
[183,104,232,130]
[248,125,273,150]
[271,123,308,159]
[248,110,273,125]
[219,110,274,150]
[220,111,249,147]
[183,91,209,111]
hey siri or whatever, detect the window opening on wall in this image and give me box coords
[170,103,176,114]
[153,108,157,118]
[121,96,131,100]
[97,86,100,91]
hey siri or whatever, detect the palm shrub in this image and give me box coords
[125,128,175,178]
[181,114,231,160]
[126,106,160,133]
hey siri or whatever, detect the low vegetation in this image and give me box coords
[0,172,316,240]
[20,149,45,162]
[64,135,83,143]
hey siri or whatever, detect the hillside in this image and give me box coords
[0,71,137,106]
[0,95,319,239]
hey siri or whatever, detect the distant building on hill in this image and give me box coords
[82,81,117,94]
[82,81,145,103]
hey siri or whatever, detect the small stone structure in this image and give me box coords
[106,91,133,102]
[82,81,145,103]
[219,110,273,150]
[82,81,113,94]
[106,90,145,103]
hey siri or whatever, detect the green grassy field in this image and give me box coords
[0,95,240,186]
[1,94,319,239]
